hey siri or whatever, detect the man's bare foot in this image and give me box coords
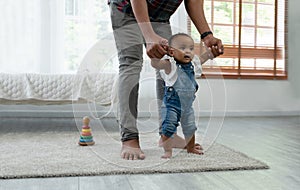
[187,147,204,155]
[192,143,204,151]
[121,139,145,160]
[159,134,203,150]
[186,134,204,155]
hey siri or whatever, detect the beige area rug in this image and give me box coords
[0,131,269,179]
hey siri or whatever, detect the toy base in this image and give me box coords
[78,141,95,146]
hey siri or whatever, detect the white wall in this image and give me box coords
[288,0,300,97]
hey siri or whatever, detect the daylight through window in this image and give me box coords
[189,0,287,79]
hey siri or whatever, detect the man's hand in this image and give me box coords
[202,34,224,58]
[145,34,168,59]
[130,0,168,59]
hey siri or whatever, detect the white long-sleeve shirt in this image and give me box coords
[159,55,202,86]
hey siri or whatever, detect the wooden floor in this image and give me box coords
[0,116,299,190]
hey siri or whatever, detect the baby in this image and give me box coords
[152,33,211,158]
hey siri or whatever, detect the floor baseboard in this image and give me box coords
[0,110,299,118]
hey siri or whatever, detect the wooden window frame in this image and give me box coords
[188,0,288,80]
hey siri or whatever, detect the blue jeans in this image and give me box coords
[161,63,198,138]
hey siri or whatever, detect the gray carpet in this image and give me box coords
[0,131,269,179]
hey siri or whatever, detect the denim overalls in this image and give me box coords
[161,62,199,138]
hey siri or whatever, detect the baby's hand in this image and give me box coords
[161,59,171,65]
[159,59,172,74]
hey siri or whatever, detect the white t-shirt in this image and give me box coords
[159,55,202,86]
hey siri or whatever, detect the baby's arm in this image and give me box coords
[151,58,172,74]
[199,47,214,65]
[199,52,210,65]
[199,43,214,65]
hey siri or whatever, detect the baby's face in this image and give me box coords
[170,35,195,64]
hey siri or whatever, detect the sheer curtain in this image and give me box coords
[1,0,41,73]
[0,0,64,73]
[0,0,113,74]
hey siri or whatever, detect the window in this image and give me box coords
[189,0,287,79]
[64,0,112,73]
[65,0,79,16]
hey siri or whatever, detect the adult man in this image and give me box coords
[108,0,224,160]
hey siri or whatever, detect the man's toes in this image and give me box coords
[121,149,145,160]
[121,151,129,160]
[121,151,125,159]
[133,153,139,160]
[129,154,134,160]
[139,152,146,160]
[123,152,129,160]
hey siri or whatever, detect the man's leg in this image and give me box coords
[110,3,145,160]
[151,22,171,132]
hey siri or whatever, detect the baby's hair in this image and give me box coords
[168,33,194,46]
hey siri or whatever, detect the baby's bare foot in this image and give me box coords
[160,135,173,159]
[161,151,172,159]
[158,134,185,148]
[121,139,145,160]
[158,134,203,150]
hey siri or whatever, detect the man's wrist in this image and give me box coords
[201,31,213,39]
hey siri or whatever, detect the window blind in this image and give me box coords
[188,0,287,80]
